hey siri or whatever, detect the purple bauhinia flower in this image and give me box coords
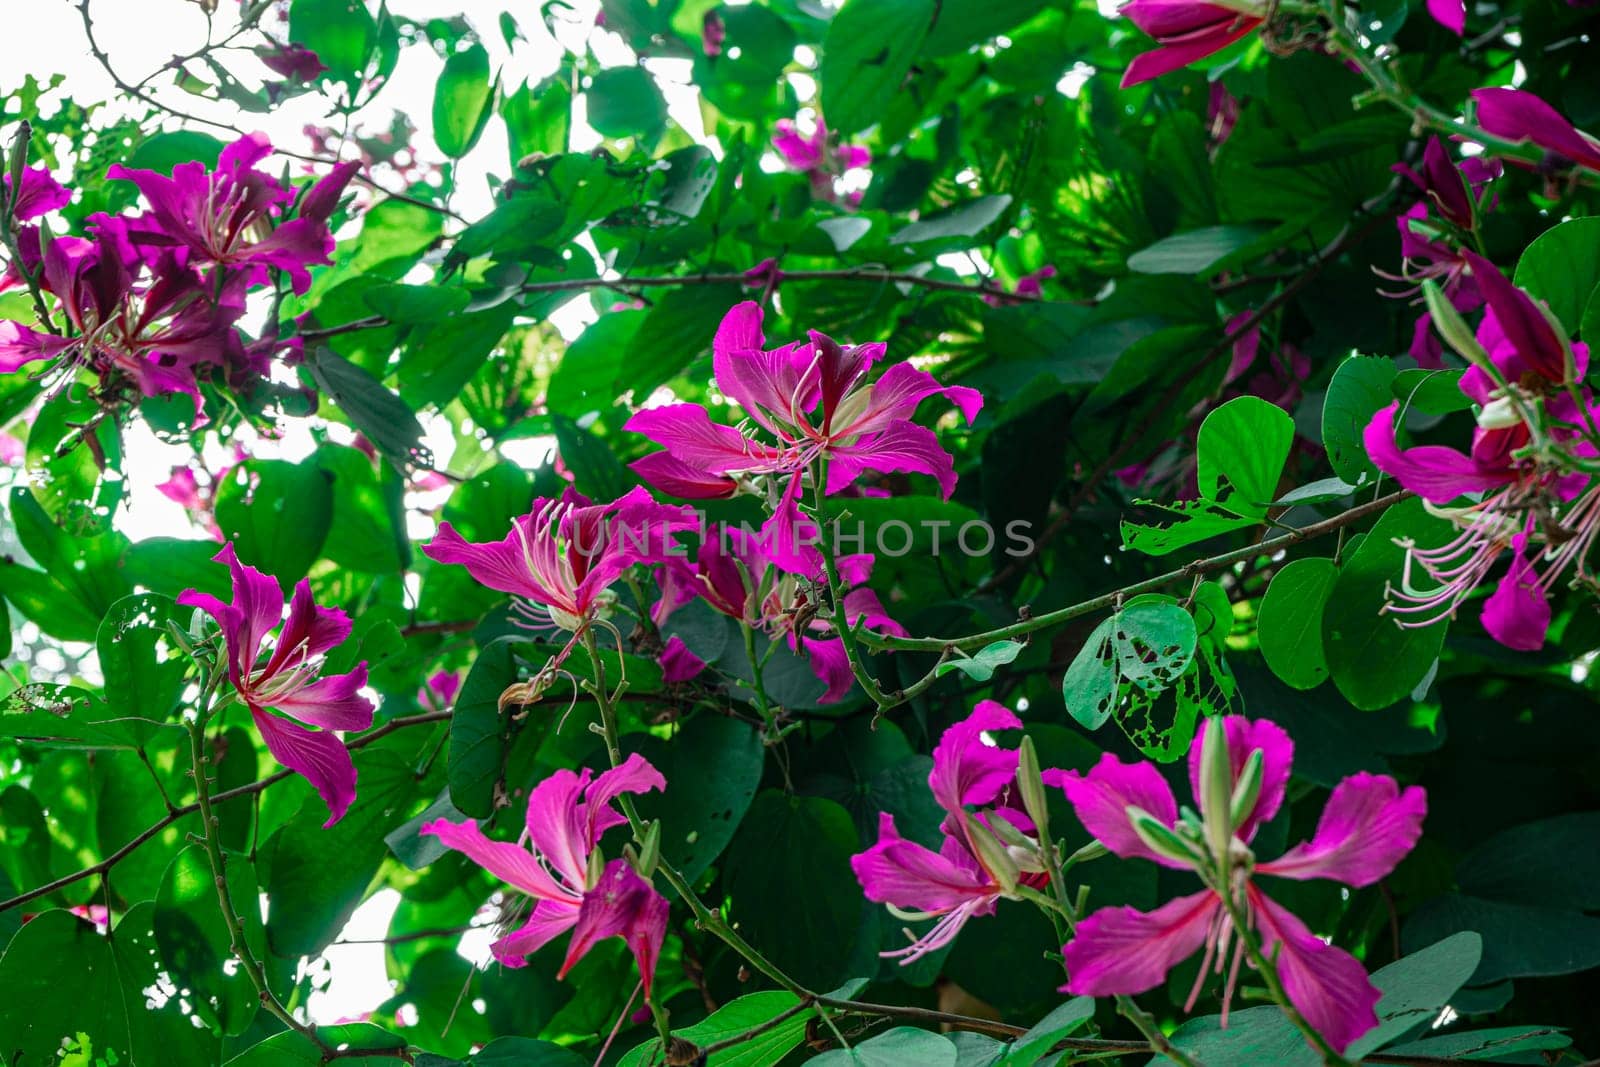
[424,486,697,632]
[0,229,242,410]
[421,754,670,994]
[1380,138,1499,368]
[2,165,71,220]
[1365,254,1599,650]
[1051,716,1426,1055]
[853,701,1054,961]
[1117,0,1265,87]
[416,669,462,711]
[701,11,726,57]
[1472,88,1600,176]
[180,545,376,826]
[772,118,871,202]
[626,302,980,569]
[107,133,357,294]
[257,42,328,83]
[653,523,907,702]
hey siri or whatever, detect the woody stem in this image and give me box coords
[577,628,810,1002]
[186,671,334,1055]
[809,464,896,709]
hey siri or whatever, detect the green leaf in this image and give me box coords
[261,750,425,956]
[25,385,125,537]
[447,638,542,818]
[433,43,495,157]
[469,1037,588,1066]
[154,845,265,1035]
[1257,558,1338,690]
[0,907,219,1067]
[624,715,763,884]
[587,66,667,140]
[919,0,1039,56]
[1513,216,1600,335]
[501,76,571,163]
[618,992,808,1067]
[1405,896,1600,984]
[308,345,429,470]
[1346,932,1484,1058]
[1063,599,1198,730]
[819,0,937,136]
[810,1027,959,1066]
[1126,225,1269,275]
[224,1024,409,1065]
[724,792,864,990]
[1321,498,1450,710]
[0,684,163,749]
[552,414,634,501]
[998,998,1095,1065]
[1121,396,1295,556]
[1322,355,1397,485]
[214,459,335,587]
[1455,812,1600,910]
[361,282,471,324]
[618,283,742,399]
[890,194,1012,246]
[1380,1027,1570,1062]
[90,594,191,743]
[399,305,515,409]
[289,0,378,85]
[936,640,1025,681]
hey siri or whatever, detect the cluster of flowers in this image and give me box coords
[0,134,356,419]
[856,704,1426,1054]
[424,300,977,701]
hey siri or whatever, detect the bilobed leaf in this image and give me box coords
[624,715,764,883]
[811,1027,960,1066]
[891,194,1012,246]
[361,282,471,323]
[819,0,937,136]
[920,0,1040,56]
[1257,558,1338,690]
[552,414,634,501]
[501,75,571,163]
[1346,932,1483,1057]
[1379,1027,1570,1062]
[617,992,808,1067]
[1404,896,1600,984]
[1513,216,1600,335]
[999,998,1095,1065]
[936,640,1025,680]
[1322,498,1451,710]
[587,66,666,139]
[289,0,377,85]
[154,845,265,1035]
[433,43,495,158]
[618,283,742,398]
[447,637,522,818]
[724,792,865,990]
[1322,355,1396,485]
[214,459,335,588]
[1455,812,1600,910]
[1126,225,1269,275]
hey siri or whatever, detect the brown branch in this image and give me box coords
[0,710,451,914]
[298,268,1076,342]
[862,490,1411,653]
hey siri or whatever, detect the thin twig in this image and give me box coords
[0,710,450,913]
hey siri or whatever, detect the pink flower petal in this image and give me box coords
[852,812,995,913]
[270,664,376,733]
[490,899,580,966]
[1251,887,1382,1054]
[1063,891,1220,995]
[560,860,670,996]
[1258,773,1426,886]
[419,817,574,901]
[660,635,707,682]
[1187,716,1293,843]
[250,705,357,827]
[1049,753,1186,868]
[928,700,1024,813]
[1363,403,1517,504]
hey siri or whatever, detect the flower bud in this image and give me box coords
[1475,394,1523,430]
[1198,719,1235,867]
[965,813,1021,896]
[1229,748,1264,829]
[636,819,661,879]
[1423,280,1494,373]
[586,846,606,891]
[1015,735,1052,845]
[1126,806,1204,867]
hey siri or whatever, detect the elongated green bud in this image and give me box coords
[1423,280,1494,373]
[1198,719,1235,869]
[636,819,661,879]
[1229,748,1264,829]
[965,814,1021,895]
[1127,806,1204,867]
[990,812,1036,852]
[585,846,606,891]
[1016,735,1052,845]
